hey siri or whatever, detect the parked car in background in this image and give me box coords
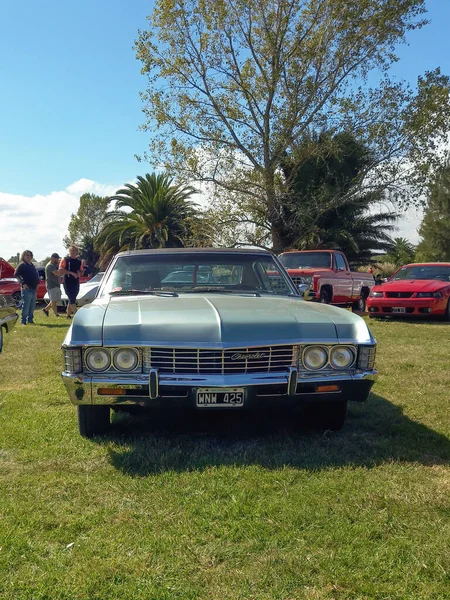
[44,272,104,308]
[367,263,450,319]
[278,250,375,311]
[0,293,18,353]
[61,248,377,438]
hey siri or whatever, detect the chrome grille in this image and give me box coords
[143,346,296,374]
[290,276,303,286]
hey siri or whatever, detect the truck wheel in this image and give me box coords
[352,294,366,313]
[307,400,347,431]
[77,405,111,438]
[12,291,22,308]
[319,289,331,304]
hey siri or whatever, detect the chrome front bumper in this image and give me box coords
[62,368,378,406]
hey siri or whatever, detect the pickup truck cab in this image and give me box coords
[279,250,374,312]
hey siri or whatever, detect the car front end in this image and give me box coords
[61,249,377,437]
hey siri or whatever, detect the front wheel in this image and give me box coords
[12,291,22,308]
[319,289,331,304]
[444,299,450,322]
[77,405,111,438]
[352,294,366,313]
[306,400,348,431]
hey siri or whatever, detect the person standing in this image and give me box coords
[14,250,40,325]
[42,253,63,317]
[59,247,83,319]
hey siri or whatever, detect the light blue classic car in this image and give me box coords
[61,248,377,437]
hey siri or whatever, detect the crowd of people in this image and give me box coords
[13,246,84,325]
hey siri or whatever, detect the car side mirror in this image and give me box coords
[298,283,309,296]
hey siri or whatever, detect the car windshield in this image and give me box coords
[279,252,332,269]
[88,272,104,284]
[391,266,450,282]
[99,253,296,297]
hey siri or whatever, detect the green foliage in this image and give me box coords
[63,193,111,266]
[278,132,397,264]
[136,0,450,250]
[382,237,416,267]
[416,163,450,262]
[96,173,199,263]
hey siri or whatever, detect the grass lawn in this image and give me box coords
[0,311,449,599]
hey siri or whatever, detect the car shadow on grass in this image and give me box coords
[94,393,450,476]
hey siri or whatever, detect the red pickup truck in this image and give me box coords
[278,250,375,312]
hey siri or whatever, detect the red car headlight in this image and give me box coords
[416,291,443,298]
[370,291,383,298]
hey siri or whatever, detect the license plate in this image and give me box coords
[392,307,406,313]
[196,387,244,408]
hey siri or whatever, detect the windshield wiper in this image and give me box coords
[109,289,178,297]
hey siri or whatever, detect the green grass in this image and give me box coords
[0,312,449,599]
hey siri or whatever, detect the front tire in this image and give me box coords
[352,294,366,313]
[307,400,347,431]
[12,291,22,308]
[319,289,331,304]
[77,405,111,438]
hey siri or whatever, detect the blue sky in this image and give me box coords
[0,0,449,259]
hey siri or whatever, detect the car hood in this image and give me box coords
[380,279,449,293]
[285,268,331,276]
[66,294,374,348]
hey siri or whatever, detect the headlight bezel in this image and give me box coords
[416,291,443,298]
[302,345,329,371]
[329,345,356,370]
[113,348,140,372]
[300,344,359,372]
[85,348,112,372]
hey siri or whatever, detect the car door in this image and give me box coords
[333,253,353,303]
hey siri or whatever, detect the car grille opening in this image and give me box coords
[385,292,414,298]
[143,346,295,374]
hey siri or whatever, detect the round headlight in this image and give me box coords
[113,348,139,372]
[303,346,328,370]
[329,346,355,370]
[85,348,111,372]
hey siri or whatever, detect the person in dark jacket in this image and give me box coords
[14,250,40,325]
[59,246,83,319]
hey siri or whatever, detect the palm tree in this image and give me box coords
[96,173,198,261]
[279,132,397,266]
[383,237,416,267]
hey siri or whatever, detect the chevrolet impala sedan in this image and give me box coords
[61,248,377,437]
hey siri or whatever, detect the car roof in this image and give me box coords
[116,247,273,257]
[279,249,334,254]
[401,263,450,268]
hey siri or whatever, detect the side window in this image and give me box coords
[335,254,346,271]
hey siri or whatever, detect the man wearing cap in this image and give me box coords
[42,253,64,317]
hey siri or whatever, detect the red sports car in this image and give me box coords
[367,263,450,319]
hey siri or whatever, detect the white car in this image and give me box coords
[44,272,104,307]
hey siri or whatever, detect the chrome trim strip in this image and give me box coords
[149,368,159,400]
[287,367,298,395]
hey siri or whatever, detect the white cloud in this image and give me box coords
[0,179,120,263]
[394,207,423,245]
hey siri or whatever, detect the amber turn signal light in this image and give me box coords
[315,384,340,393]
[97,388,126,396]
